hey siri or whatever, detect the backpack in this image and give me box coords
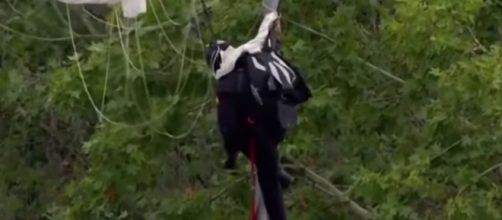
[242,48,312,129]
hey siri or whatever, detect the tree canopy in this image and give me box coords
[1,0,502,219]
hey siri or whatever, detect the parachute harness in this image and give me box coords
[247,117,259,220]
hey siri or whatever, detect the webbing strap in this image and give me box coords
[263,0,280,13]
[248,117,258,220]
[250,2,281,219]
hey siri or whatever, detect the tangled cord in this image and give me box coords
[63,3,211,139]
[3,1,403,140]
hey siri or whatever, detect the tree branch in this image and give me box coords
[283,157,375,219]
[210,176,247,203]
[457,162,502,196]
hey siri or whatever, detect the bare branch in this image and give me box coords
[283,157,376,219]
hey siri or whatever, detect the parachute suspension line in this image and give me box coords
[158,0,182,26]
[0,3,108,41]
[116,8,205,139]
[116,12,188,129]
[115,13,141,76]
[177,0,214,96]
[151,79,212,139]
[174,30,189,94]
[24,2,197,139]
[115,9,202,132]
[118,15,154,124]
[171,0,210,96]
[0,30,5,65]
[148,43,188,138]
[0,3,199,132]
[1,1,187,43]
[99,26,113,123]
[0,22,105,42]
[65,5,178,128]
[149,1,202,65]
[281,17,405,84]
[199,0,215,40]
[83,7,122,28]
[146,0,202,97]
[151,0,213,139]
[114,12,132,101]
[6,0,23,17]
[120,16,154,112]
[134,21,152,109]
[66,4,131,127]
[113,1,201,113]
[115,13,150,121]
[146,0,212,140]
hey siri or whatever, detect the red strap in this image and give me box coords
[248,117,258,220]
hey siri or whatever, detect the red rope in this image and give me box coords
[247,117,258,220]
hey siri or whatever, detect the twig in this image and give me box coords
[430,140,462,162]
[283,157,375,219]
[303,176,336,197]
[284,17,405,84]
[355,57,405,84]
[467,27,488,52]
[457,162,502,196]
[369,0,381,34]
[6,0,24,17]
[210,176,247,202]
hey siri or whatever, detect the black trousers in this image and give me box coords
[217,90,287,220]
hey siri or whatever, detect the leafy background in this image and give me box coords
[1,0,502,219]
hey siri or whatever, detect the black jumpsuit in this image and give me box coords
[216,57,289,220]
[208,35,312,219]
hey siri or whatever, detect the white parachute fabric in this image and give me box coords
[57,0,119,4]
[254,177,270,220]
[214,12,279,79]
[120,0,147,18]
[56,0,147,18]
[263,0,280,13]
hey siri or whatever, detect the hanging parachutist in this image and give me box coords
[205,12,312,220]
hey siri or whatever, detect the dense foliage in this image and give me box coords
[1,0,502,219]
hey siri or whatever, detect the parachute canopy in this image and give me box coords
[57,0,147,18]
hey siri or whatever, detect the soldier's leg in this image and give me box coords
[248,93,288,220]
[217,94,245,169]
